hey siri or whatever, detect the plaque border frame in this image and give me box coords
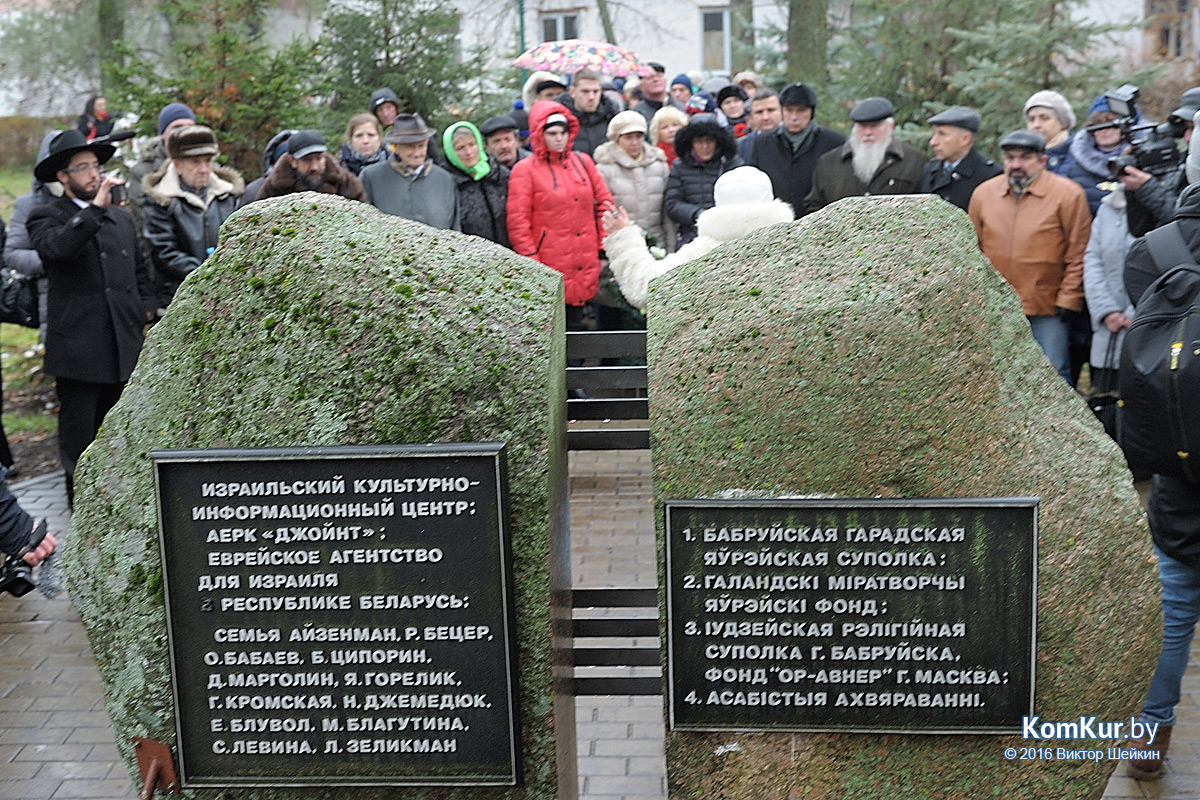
[663,496,1038,735]
[152,443,523,788]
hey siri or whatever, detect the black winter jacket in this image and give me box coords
[559,93,620,158]
[450,163,511,248]
[27,197,154,384]
[1123,183,1200,570]
[918,148,1001,212]
[142,163,245,304]
[664,120,743,240]
[748,124,845,218]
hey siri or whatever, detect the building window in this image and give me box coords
[541,13,578,42]
[1148,0,1193,58]
[701,9,730,72]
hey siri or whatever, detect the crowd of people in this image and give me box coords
[2,68,1200,775]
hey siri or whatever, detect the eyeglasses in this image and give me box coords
[63,162,102,176]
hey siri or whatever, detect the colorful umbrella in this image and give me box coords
[512,39,653,78]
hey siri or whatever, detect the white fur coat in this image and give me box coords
[604,199,794,310]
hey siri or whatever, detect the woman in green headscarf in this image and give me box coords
[442,121,511,248]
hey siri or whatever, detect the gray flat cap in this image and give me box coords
[850,97,895,123]
[927,106,981,133]
[998,129,1045,153]
[1170,87,1200,122]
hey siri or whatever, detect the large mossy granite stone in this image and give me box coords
[648,195,1157,799]
[66,194,571,800]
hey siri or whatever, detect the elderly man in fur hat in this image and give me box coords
[26,130,155,506]
[142,125,244,308]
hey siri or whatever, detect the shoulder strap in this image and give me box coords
[1145,221,1198,270]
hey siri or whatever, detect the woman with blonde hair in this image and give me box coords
[649,106,688,167]
[338,112,389,176]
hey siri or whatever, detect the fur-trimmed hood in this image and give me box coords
[1068,130,1120,179]
[143,162,244,209]
[674,118,738,164]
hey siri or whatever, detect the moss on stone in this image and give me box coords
[648,196,1157,799]
[67,194,569,800]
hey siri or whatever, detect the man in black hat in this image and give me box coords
[257,129,365,201]
[747,82,844,218]
[918,106,1000,211]
[361,113,459,231]
[805,96,925,213]
[1120,85,1200,236]
[25,130,155,506]
[968,130,1089,384]
[480,115,530,168]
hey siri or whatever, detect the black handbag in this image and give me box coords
[1086,335,1120,441]
[0,267,38,329]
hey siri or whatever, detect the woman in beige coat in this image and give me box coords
[593,110,673,252]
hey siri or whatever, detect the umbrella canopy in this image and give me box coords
[513,38,653,77]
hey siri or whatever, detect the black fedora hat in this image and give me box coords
[34,129,115,184]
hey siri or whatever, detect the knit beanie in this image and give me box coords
[158,103,196,135]
[1023,90,1076,130]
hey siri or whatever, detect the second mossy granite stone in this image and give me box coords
[648,195,1157,799]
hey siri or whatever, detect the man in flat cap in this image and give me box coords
[804,96,924,213]
[361,113,459,231]
[258,129,365,201]
[480,115,530,168]
[968,130,1090,384]
[918,106,1000,211]
[747,82,844,218]
[26,130,155,506]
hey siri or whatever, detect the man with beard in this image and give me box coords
[804,96,924,214]
[26,130,155,506]
[918,106,1000,211]
[257,130,365,201]
[968,130,1090,384]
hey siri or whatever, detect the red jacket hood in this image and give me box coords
[528,100,580,159]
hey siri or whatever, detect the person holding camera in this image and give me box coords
[0,473,56,573]
[1119,87,1200,237]
[26,130,155,508]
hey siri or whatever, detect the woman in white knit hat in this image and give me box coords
[1024,89,1077,175]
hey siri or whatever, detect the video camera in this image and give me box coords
[1093,84,1186,178]
[0,520,48,597]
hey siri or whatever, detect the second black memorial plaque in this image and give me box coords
[154,444,521,787]
[665,498,1036,734]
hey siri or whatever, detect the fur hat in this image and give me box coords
[167,125,219,159]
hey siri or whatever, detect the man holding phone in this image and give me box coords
[26,130,155,507]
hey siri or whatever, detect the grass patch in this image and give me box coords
[0,323,56,441]
[0,166,31,221]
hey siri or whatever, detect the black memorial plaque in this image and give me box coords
[665,498,1036,733]
[154,444,521,787]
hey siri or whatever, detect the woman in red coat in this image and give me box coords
[507,100,613,329]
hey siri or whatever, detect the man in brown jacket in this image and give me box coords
[968,129,1090,384]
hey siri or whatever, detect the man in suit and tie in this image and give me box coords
[919,106,1000,211]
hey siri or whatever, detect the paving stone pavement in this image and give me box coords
[0,458,1187,799]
